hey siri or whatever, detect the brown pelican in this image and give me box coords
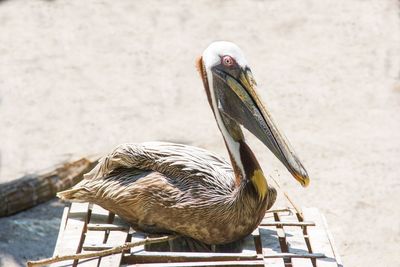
[58,41,309,246]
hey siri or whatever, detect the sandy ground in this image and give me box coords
[0,0,399,266]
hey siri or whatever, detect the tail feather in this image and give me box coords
[57,187,90,203]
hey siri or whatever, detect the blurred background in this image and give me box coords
[0,0,399,266]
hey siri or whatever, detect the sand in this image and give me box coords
[0,0,399,266]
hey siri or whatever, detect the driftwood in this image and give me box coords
[26,235,176,267]
[0,157,98,217]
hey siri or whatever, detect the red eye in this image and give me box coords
[222,55,234,67]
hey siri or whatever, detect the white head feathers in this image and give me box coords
[202,41,249,69]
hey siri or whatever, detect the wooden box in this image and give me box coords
[51,203,343,267]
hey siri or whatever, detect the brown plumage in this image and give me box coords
[58,142,276,244]
[58,41,309,246]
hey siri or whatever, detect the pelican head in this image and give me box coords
[197,41,309,187]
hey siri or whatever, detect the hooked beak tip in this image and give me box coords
[302,177,310,187]
[290,166,310,187]
[296,174,310,187]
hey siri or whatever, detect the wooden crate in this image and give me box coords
[52,203,343,267]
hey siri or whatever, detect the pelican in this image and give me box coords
[58,41,309,247]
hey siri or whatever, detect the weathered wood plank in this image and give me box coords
[263,252,326,258]
[258,211,285,267]
[125,251,257,264]
[98,214,130,267]
[241,233,257,256]
[51,202,90,267]
[50,206,340,267]
[123,260,264,267]
[87,223,129,231]
[251,228,262,254]
[275,227,287,252]
[99,230,129,266]
[79,205,109,267]
[131,251,257,259]
[52,206,70,257]
[281,211,313,267]
[260,221,315,227]
[83,243,120,251]
[303,208,338,267]
[130,231,146,254]
[321,213,343,267]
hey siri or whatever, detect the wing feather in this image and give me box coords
[85,142,234,192]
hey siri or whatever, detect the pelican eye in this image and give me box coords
[222,55,234,67]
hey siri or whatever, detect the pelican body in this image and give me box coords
[58,42,309,245]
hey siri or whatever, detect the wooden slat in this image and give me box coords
[266,208,294,214]
[98,214,129,267]
[303,208,338,267]
[124,260,264,267]
[87,223,129,231]
[257,212,285,267]
[124,251,257,264]
[132,250,257,259]
[321,213,343,267]
[51,206,340,267]
[51,202,90,267]
[52,206,70,256]
[263,253,326,259]
[282,212,313,267]
[241,233,257,255]
[130,231,146,254]
[78,205,110,267]
[251,228,262,254]
[83,243,120,251]
[276,227,287,249]
[260,221,315,227]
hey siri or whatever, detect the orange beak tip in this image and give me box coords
[301,177,310,187]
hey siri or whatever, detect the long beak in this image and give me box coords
[214,67,310,187]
